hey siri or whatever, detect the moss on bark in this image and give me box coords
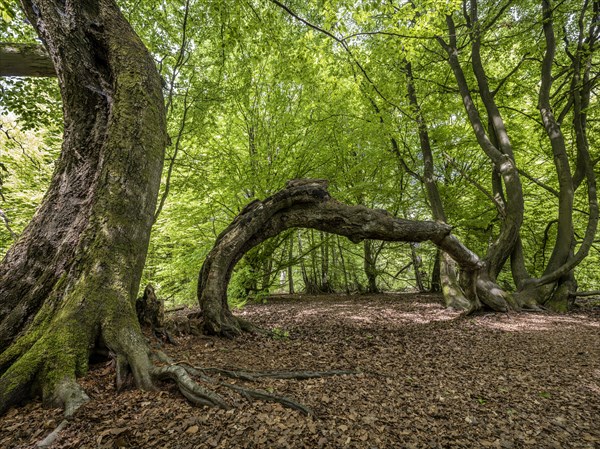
[0,0,166,415]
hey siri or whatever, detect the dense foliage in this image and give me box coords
[1,0,598,308]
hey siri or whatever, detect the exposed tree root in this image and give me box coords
[35,419,69,448]
[151,364,230,409]
[148,350,357,416]
[186,365,360,382]
[2,317,344,419]
[51,378,90,418]
[220,383,314,416]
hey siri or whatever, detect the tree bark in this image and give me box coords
[0,0,166,415]
[197,179,513,336]
[0,43,55,77]
[404,61,470,309]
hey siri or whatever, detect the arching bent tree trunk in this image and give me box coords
[198,179,514,337]
[0,0,174,417]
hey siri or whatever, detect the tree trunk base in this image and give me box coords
[514,281,573,312]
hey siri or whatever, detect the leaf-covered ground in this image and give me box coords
[1,293,599,448]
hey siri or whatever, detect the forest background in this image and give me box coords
[1,0,598,311]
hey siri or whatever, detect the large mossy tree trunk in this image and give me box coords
[0,0,166,415]
[198,179,514,337]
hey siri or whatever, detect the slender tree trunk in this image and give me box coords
[430,250,441,293]
[0,0,166,414]
[287,236,294,294]
[337,236,351,294]
[320,232,332,292]
[297,231,311,292]
[363,240,379,293]
[410,243,425,292]
[404,61,471,309]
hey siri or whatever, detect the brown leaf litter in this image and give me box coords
[1,293,599,448]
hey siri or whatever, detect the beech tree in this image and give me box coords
[266,0,598,311]
[198,179,510,336]
[0,0,461,415]
[0,0,173,415]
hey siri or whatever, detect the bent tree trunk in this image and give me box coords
[0,0,166,415]
[198,179,514,337]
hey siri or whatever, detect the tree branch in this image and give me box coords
[269,0,410,116]
[0,43,55,77]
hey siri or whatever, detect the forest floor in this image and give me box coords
[1,293,599,449]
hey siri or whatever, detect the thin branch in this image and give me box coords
[164,0,192,115]
[443,153,505,216]
[516,168,559,197]
[154,88,192,222]
[491,53,531,97]
[497,105,543,127]
[269,0,411,117]
[341,30,435,41]
[0,209,18,240]
[483,0,516,31]
[0,123,40,168]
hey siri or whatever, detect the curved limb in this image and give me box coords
[198,179,516,335]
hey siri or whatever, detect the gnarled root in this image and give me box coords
[151,364,230,409]
[189,366,360,382]
[203,309,262,338]
[36,419,69,448]
[221,383,314,416]
[50,378,90,418]
[151,351,357,416]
